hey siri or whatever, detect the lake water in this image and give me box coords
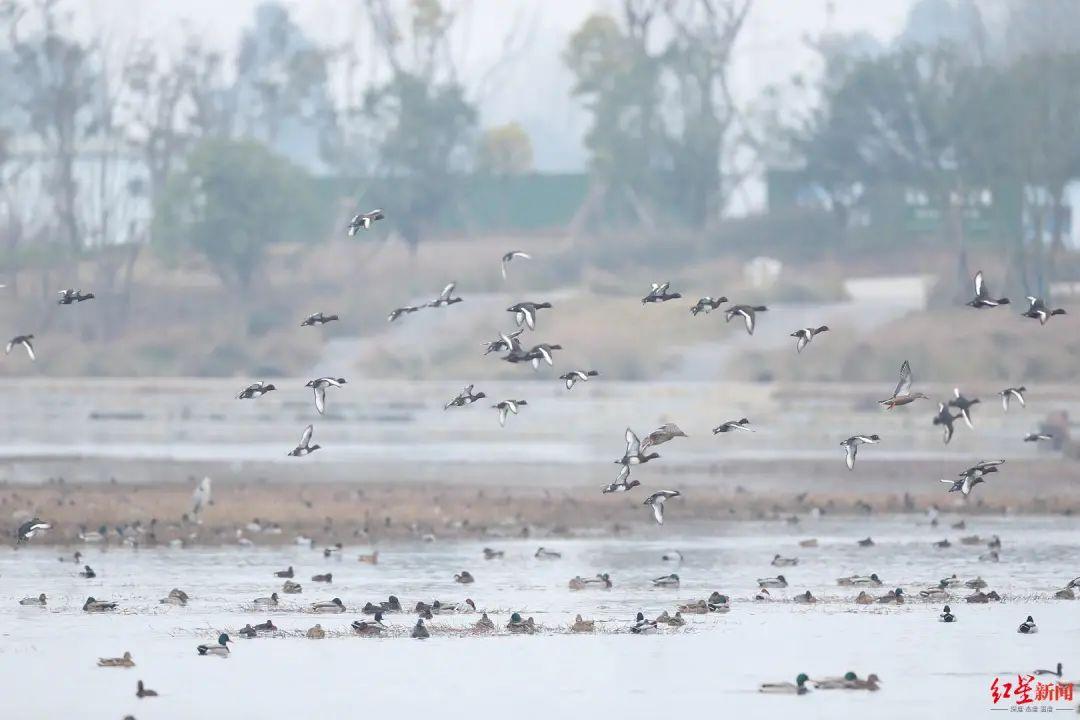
[2,515,1078,719]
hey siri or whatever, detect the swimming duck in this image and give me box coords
[940,605,956,622]
[713,417,752,433]
[535,547,561,560]
[5,334,35,360]
[642,282,682,304]
[428,282,463,308]
[507,301,551,330]
[136,680,158,698]
[794,590,817,604]
[238,624,257,639]
[837,573,882,587]
[814,671,860,689]
[300,312,338,327]
[358,552,380,565]
[948,388,980,429]
[933,539,951,549]
[879,360,928,408]
[507,612,534,634]
[919,584,949,600]
[644,490,680,525]
[707,592,731,612]
[500,250,531,278]
[759,673,810,695]
[772,554,798,567]
[725,304,768,335]
[959,535,983,546]
[288,425,320,457]
[282,580,302,594]
[1022,296,1066,325]
[1024,432,1053,442]
[1034,662,1063,678]
[311,598,345,613]
[630,611,658,634]
[560,369,599,390]
[159,588,189,606]
[965,590,1000,603]
[932,402,961,444]
[253,619,277,633]
[662,550,684,562]
[757,575,788,588]
[680,599,710,614]
[16,518,50,543]
[790,325,829,353]
[80,565,97,578]
[800,538,819,548]
[415,602,434,619]
[444,384,486,410]
[652,574,680,588]
[455,571,475,584]
[1054,587,1075,600]
[967,270,1009,308]
[236,381,276,399]
[19,593,46,607]
[876,588,904,604]
[197,633,232,656]
[854,591,874,605]
[840,434,880,470]
[857,537,874,547]
[851,674,882,691]
[352,612,387,636]
[602,464,641,494]
[690,296,728,315]
[306,377,346,415]
[306,624,325,639]
[483,548,504,560]
[617,428,661,466]
[98,651,135,667]
[964,577,987,589]
[83,597,117,612]
[57,288,95,304]
[387,306,421,322]
[347,208,384,234]
[253,592,279,608]
[492,399,527,427]
[999,386,1026,412]
[474,613,496,632]
[1018,615,1038,634]
[274,566,295,578]
[311,573,332,583]
[572,614,596,632]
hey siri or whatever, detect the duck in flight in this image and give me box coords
[690,296,727,316]
[932,403,961,444]
[58,288,94,304]
[948,388,980,429]
[236,381,276,399]
[841,434,880,470]
[713,418,752,434]
[724,304,767,335]
[940,475,982,496]
[288,425,320,456]
[1024,432,1053,442]
[524,343,562,369]
[507,301,552,331]
[17,518,50,543]
[879,360,928,408]
[501,250,531,279]
[642,282,682,304]
[347,209,384,235]
[492,399,527,427]
[999,386,1026,411]
[482,328,523,355]
[790,325,829,352]
[966,270,1009,308]
[1022,296,1065,325]
[5,334,35,360]
[560,369,599,390]
[306,377,346,415]
[616,428,661,467]
[602,465,640,494]
[640,423,687,452]
[428,282,463,308]
[301,312,338,327]
[388,306,421,322]
[444,384,486,409]
[643,490,680,525]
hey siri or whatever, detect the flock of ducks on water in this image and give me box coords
[5,214,1076,704]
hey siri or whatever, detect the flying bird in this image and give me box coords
[643,490,681,526]
[501,250,531,279]
[507,301,552,331]
[999,386,1026,412]
[948,388,980,429]
[690,296,728,316]
[301,312,338,327]
[790,326,829,352]
[16,518,50,543]
[428,282,463,308]
[306,377,347,415]
[493,399,527,427]
[1025,432,1053,442]
[288,425,321,456]
[642,282,682,304]
[388,306,421,322]
[525,343,562,369]
[1022,296,1066,325]
[966,270,1009,308]
[879,360,928,408]
[444,384,486,410]
[236,381,276,399]
[603,465,640,494]
[5,334,35,360]
[482,328,524,355]
[940,476,982,496]
[640,423,687,452]
[724,304,768,335]
[58,288,94,304]
[347,209,384,235]
[616,428,660,467]
[841,434,880,470]
[191,477,212,518]
[560,369,599,390]
[932,402,961,444]
[713,418,752,434]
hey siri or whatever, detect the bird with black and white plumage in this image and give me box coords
[652,573,680,588]
[999,386,1026,412]
[58,288,95,305]
[482,328,523,355]
[20,593,47,607]
[932,403,962,445]
[949,388,980,429]
[939,605,956,622]
[306,377,347,415]
[879,360,928,408]
[1022,296,1066,325]
[616,428,661,467]
[966,270,1009,308]
[501,250,531,279]
[507,301,552,331]
[493,399,527,427]
[841,434,880,470]
[1025,432,1053,443]
[5,334,35,360]
[236,381,276,399]
[724,304,768,335]
[1018,615,1038,634]
[959,460,1004,483]
[288,425,321,457]
[630,611,659,634]
[560,369,599,390]
[713,418,752,434]
[525,343,562,370]
[640,423,687,452]
[643,490,681,526]
[347,208,384,235]
[300,312,338,327]
[16,517,50,543]
[388,306,421,322]
[602,464,641,494]
[940,475,982,496]
[197,633,232,656]
[642,282,682,305]
[790,325,829,353]
[690,296,728,316]
[428,282,463,308]
[444,384,486,410]
[311,597,346,614]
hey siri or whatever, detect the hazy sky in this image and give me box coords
[73,0,915,172]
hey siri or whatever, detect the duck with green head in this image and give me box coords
[760,674,810,695]
[196,633,232,656]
